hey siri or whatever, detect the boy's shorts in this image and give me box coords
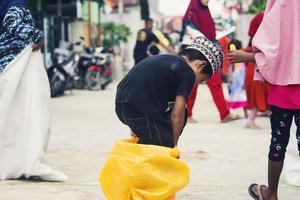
[115,103,187,148]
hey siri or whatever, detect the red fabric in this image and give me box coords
[245,62,256,103]
[184,1,228,120]
[187,84,198,117]
[245,62,269,111]
[183,0,216,40]
[268,85,300,109]
[187,72,230,120]
[244,13,269,112]
[219,36,231,76]
[248,12,264,38]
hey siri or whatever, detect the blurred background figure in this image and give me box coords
[244,12,269,129]
[133,18,174,64]
[0,0,43,72]
[227,39,248,118]
[181,0,240,123]
[0,0,67,182]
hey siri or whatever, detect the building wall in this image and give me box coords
[235,14,254,47]
[100,6,142,79]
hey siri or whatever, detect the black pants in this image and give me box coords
[269,105,300,161]
[134,54,147,65]
[116,103,187,148]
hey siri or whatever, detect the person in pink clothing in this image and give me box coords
[229,0,300,199]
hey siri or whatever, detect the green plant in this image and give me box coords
[101,22,132,49]
[248,0,267,14]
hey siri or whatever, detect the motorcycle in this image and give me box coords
[73,45,94,89]
[85,47,113,90]
[47,41,77,97]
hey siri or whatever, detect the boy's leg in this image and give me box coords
[144,109,188,148]
[116,103,188,148]
[131,116,176,148]
[116,103,174,147]
[116,103,153,141]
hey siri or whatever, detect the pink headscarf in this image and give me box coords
[253,0,300,85]
[183,0,216,40]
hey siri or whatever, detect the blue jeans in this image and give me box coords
[116,103,187,148]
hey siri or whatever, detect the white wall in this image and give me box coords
[235,14,254,48]
[102,7,143,79]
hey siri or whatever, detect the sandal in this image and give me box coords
[221,115,241,123]
[248,183,267,200]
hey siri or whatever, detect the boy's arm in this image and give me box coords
[228,50,256,63]
[171,95,186,147]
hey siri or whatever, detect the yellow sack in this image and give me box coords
[99,138,190,200]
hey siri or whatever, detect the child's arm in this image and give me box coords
[171,95,186,147]
[228,50,256,63]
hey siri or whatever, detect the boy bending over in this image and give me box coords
[115,36,223,147]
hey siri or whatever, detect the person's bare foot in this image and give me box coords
[187,117,198,123]
[221,114,241,123]
[246,123,261,129]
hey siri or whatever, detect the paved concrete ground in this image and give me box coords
[0,84,299,200]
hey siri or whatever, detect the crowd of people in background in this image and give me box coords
[1,0,300,199]
[131,0,300,199]
[133,0,270,129]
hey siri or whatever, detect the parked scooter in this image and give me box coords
[85,47,113,90]
[73,45,94,89]
[47,41,77,97]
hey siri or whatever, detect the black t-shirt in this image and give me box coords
[133,28,159,59]
[116,55,196,117]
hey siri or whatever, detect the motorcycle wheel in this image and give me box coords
[85,71,100,90]
[50,75,65,97]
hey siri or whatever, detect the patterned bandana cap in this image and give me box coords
[186,36,224,73]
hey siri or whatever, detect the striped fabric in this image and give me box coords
[0,6,43,73]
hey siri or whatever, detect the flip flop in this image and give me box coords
[248,183,267,200]
[221,115,241,123]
